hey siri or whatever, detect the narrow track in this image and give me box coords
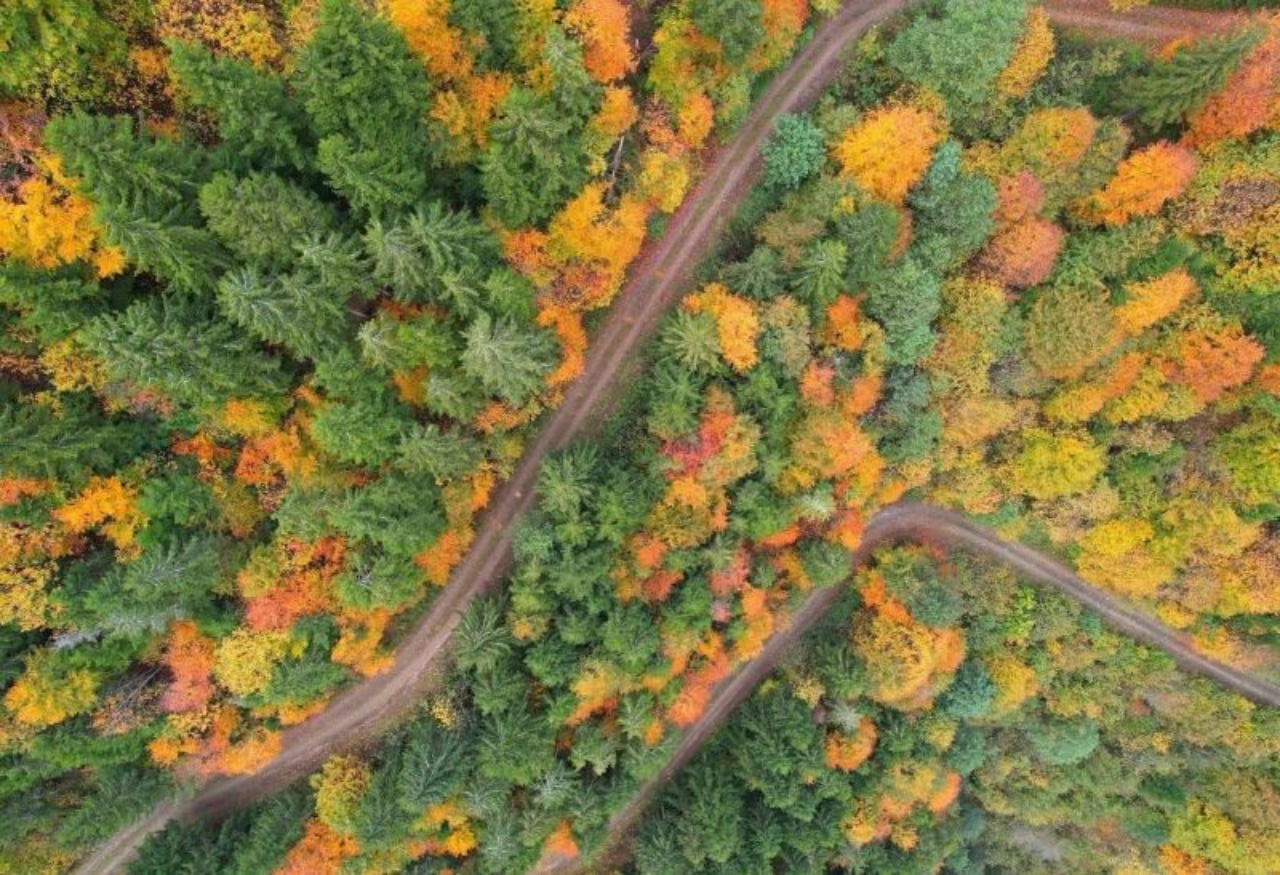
[76,2,1265,871]
[540,503,1280,874]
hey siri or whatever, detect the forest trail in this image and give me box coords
[75,2,1261,872]
[1044,0,1246,42]
[538,502,1280,875]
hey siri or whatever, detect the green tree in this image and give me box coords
[45,114,206,222]
[84,298,290,409]
[0,397,151,484]
[482,87,588,228]
[310,398,410,469]
[1026,716,1100,766]
[689,0,764,64]
[168,42,313,173]
[1121,27,1263,130]
[0,0,127,104]
[364,204,498,307]
[293,0,434,216]
[791,239,848,308]
[461,312,557,405]
[762,114,827,190]
[199,173,339,270]
[863,256,941,366]
[887,0,1029,122]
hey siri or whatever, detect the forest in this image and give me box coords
[1,0,1279,873]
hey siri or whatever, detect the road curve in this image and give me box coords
[541,502,1280,874]
[72,2,911,871]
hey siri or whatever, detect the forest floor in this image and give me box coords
[536,503,1280,873]
[76,1,1267,872]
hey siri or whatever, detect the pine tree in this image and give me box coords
[689,0,764,64]
[96,209,229,294]
[0,263,104,344]
[461,312,557,405]
[45,114,206,223]
[483,88,588,228]
[199,173,339,271]
[84,297,290,409]
[293,0,434,215]
[1122,27,1263,130]
[168,42,313,173]
[216,266,348,361]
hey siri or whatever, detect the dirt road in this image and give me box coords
[77,2,1264,871]
[1044,0,1245,42]
[541,502,1280,874]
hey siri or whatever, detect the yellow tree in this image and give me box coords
[832,105,943,204]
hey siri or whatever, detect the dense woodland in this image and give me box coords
[1,0,1279,872]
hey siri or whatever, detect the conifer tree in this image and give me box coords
[1122,27,1263,130]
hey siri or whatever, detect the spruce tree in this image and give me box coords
[1122,27,1263,131]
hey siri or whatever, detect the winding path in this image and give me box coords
[540,502,1280,873]
[76,2,1265,872]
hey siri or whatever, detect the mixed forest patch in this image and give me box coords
[118,1,1280,873]
[1,0,1279,872]
[1,0,839,867]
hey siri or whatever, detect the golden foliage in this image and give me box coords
[1078,142,1198,226]
[833,105,943,204]
[213,628,293,697]
[994,8,1054,100]
[1115,268,1198,336]
[684,283,761,372]
[4,651,98,727]
[0,154,123,276]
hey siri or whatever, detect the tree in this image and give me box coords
[364,203,498,307]
[1005,428,1105,499]
[1185,22,1280,147]
[939,660,995,719]
[685,284,761,373]
[45,113,206,223]
[293,0,434,216]
[199,173,339,271]
[216,267,348,362]
[1216,412,1280,506]
[1026,716,1100,766]
[483,87,589,228]
[0,397,149,483]
[168,42,313,173]
[887,0,1030,121]
[909,140,997,273]
[993,6,1054,100]
[3,648,98,727]
[832,105,942,205]
[762,114,826,189]
[564,0,637,84]
[863,256,942,366]
[83,298,291,410]
[977,218,1063,288]
[461,312,558,405]
[791,240,848,308]
[0,0,127,103]
[1024,286,1116,379]
[689,0,764,64]
[1121,27,1262,130]
[1077,142,1198,227]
